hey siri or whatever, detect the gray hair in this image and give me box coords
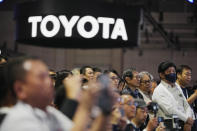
[71,68,80,75]
[138,71,154,81]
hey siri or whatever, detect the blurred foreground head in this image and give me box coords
[7,56,53,110]
[120,95,136,120]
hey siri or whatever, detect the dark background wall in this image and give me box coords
[0,0,197,83]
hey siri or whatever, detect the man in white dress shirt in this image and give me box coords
[152,61,194,131]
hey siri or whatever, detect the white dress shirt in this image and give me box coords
[0,101,73,131]
[152,80,195,122]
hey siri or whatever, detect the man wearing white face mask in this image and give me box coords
[152,61,195,131]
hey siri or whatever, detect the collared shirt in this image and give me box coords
[129,122,141,131]
[121,85,144,99]
[0,101,73,131]
[138,90,152,104]
[181,87,189,99]
[124,120,140,131]
[126,120,147,131]
[152,80,195,122]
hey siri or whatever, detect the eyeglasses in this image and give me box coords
[141,80,151,84]
[183,73,192,77]
[126,101,138,106]
[120,99,138,107]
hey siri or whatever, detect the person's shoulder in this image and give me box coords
[47,106,73,130]
[47,105,68,117]
[0,104,40,131]
[175,82,181,88]
[4,102,35,118]
[152,83,166,100]
[138,91,144,99]
[47,106,73,127]
[125,123,134,131]
[153,83,163,93]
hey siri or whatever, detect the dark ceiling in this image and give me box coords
[0,0,34,10]
[0,0,196,12]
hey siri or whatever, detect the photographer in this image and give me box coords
[176,65,197,130]
[129,99,164,131]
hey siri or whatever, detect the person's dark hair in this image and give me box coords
[104,69,121,80]
[49,69,57,80]
[122,68,136,81]
[6,56,40,97]
[93,67,102,73]
[80,66,92,75]
[54,70,72,108]
[0,63,8,105]
[49,69,55,72]
[54,85,66,110]
[158,61,176,74]
[176,65,192,75]
[104,69,118,76]
[55,69,72,89]
[104,69,124,90]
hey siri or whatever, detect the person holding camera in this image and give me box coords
[112,95,162,131]
[176,65,197,131]
[152,61,195,131]
[128,99,164,131]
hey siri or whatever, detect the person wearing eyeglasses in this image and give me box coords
[176,65,197,131]
[138,71,154,105]
[104,69,121,90]
[128,99,164,131]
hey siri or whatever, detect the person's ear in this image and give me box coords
[135,108,139,115]
[159,73,165,79]
[139,81,143,86]
[13,80,27,100]
[177,73,181,80]
[125,77,131,83]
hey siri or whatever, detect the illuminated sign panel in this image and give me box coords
[15,0,140,48]
[28,15,128,41]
